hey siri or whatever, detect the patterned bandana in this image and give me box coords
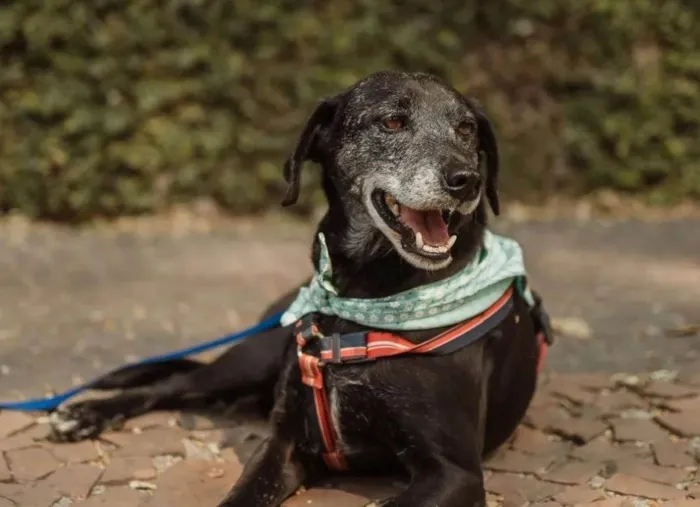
[280,230,534,331]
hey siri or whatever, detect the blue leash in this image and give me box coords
[0,312,284,412]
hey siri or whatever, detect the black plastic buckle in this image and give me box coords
[327,333,342,363]
[530,289,555,346]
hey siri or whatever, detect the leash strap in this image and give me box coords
[0,312,285,412]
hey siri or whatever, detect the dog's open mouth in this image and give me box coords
[371,189,457,260]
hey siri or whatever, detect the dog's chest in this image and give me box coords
[328,386,346,449]
[319,359,437,456]
[325,371,370,454]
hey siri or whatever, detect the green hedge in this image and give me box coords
[0,0,698,221]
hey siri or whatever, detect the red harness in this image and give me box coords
[294,284,551,471]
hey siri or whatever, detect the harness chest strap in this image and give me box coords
[294,285,551,471]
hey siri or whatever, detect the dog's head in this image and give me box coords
[282,70,499,272]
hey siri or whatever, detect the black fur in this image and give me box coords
[48,71,547,507]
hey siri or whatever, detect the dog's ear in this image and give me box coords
[465,98,500,216]
[281,96,341,207]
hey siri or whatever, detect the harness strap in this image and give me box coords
[295,285,528,471]
[294,319,348,470]
[318,286,516,363]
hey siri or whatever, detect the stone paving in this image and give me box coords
[0,365,698,506]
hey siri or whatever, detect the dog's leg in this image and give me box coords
[216,435,305,507]
[49,325,292,441]
[49,380,211,441]
[371,457,485,507]
[87,359,203,391]
[216,357,308,507]
[369,359,489,507]
[370,433,486,507]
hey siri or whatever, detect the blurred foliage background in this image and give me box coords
[0,0,698,221]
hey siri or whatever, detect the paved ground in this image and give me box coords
[0,212,699,505]
[0,367,698,506]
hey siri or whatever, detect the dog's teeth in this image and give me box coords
[415,232,424,249]
[420,243,448,254]
[384,193,400,216]
[447,235,457,249]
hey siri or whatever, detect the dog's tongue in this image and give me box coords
[399,206,449,246]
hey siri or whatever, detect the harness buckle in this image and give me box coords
[530,289,554,346]
[295,321,323,347]
[295,316,326,389]
[328,333,342,363]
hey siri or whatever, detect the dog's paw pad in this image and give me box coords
[48,405,106,442]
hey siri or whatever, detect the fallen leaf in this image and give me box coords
[207,467,225,478]
[129,480,157,490]
[665,324,699,337]
[551,316,593,339]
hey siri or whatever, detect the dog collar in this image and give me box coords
[280,230,535,331]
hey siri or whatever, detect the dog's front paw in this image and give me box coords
[48,401,124,442]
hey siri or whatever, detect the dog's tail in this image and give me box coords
[88,359,203,391]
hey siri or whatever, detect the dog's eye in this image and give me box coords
[456,121,476,137]
[381,116,405,131]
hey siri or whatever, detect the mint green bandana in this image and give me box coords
[280,230,534,331]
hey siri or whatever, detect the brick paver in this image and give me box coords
[0,366,699,506]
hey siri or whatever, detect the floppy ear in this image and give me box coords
[465,99,500,216]
[281,96,340,207]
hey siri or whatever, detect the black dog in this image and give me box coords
[49,71,552,507]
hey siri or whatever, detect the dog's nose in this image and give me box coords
[442,166,482,201]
